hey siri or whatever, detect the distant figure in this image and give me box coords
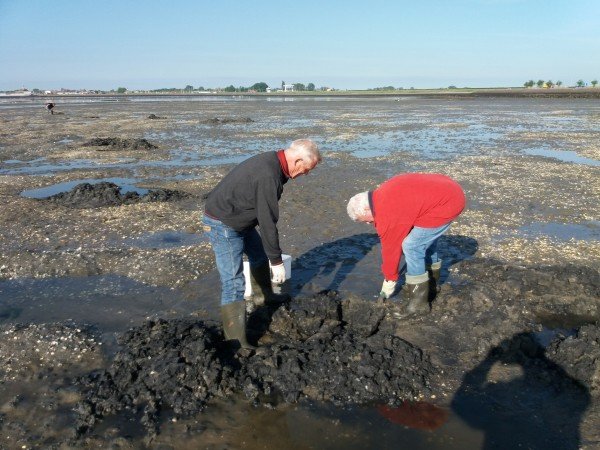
[45,101,55,114]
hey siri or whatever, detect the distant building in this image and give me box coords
[283,84,294,92]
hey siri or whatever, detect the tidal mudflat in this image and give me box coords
[0,96,598,448]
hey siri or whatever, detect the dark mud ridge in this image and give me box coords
[40,182,190,208]
[82,137,158,150]
[147,114,165,120]
[76,292,435,438]
[546,324,600,392]
[200,117,254,125]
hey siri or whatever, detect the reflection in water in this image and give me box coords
[451,332,590,450]
[378,401,449,431]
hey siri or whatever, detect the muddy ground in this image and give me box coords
[0,96,599,449]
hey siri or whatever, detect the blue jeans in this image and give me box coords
[202,215,269,305]
[401,223,451,276]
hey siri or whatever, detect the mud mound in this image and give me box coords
[41,182,190,208]
[546,324,600,394]
[75,319,237,437]
[242,293,433,405]
[82,137,158,150]
[200,117,254,125]
[77,293,435,438]
[147,114,164,119]
[414,258,600,375]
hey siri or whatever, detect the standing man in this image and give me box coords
[203,139,321,348]
[346,173,466,315]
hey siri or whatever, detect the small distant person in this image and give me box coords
[347,173,466,315]
[203,139,322,349]
[45,101,55,114]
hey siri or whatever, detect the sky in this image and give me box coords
[0,0,599,90]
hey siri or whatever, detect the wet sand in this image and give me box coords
[0,96,599,448]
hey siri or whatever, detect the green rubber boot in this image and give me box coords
[221,300,256,349]
[404,273,431,316]
[250,263,290,306]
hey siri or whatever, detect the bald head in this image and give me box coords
[284,138,322,178]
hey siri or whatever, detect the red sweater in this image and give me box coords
[372,173,466,281]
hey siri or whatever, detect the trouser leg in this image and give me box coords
[203,216,254,348]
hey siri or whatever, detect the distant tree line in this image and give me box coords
[368,86,407,91]
[221,81,320,92]
[523,79,598,88]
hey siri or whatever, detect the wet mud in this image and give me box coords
[546,324,600,393]
[200,117,254,125]
[82,137,158,151]
[76,292,435,440]
[40,181,191,208]
[1,257,597,448]
[0,96,599,448]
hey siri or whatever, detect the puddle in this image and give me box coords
[0,151,251,176]
[524,148,600,166]
[0,273,220,335]
[535,311,598,330]
[494,221,600,243]
[335,125,501,159]
[520,221,600,241]
[533,326,577,347]
[119,230,207,249]
[21,177,149,198]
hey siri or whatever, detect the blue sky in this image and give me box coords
[0,0,599,90]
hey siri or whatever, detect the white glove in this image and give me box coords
[271,263,286,284]
[380,279,397,299]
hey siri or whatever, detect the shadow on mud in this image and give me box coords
[291,233,478,294]
[451,332,591,450]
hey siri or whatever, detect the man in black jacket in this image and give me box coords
[203,139,321,348]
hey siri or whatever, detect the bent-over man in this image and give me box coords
[203,139,321,348]
[347,173,466,315]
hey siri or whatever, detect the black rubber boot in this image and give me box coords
[250,263,290,306]
[427,261,442,294]
[221,300,256,349]
[427,261,442,301]
[404,277,430,316]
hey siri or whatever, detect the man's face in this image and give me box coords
[289,158,317,179]
[356,210,374,224]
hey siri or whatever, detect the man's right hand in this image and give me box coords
[271,263,286,284]
[380,279,397,299]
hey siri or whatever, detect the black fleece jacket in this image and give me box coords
[204,151,288,264]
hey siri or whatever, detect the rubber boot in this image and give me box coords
[250,263,290,306]
[427,261,442,293]
[221,300,256,349]
[404,273,430,316]
[427,261,442,301]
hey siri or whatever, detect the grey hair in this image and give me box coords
[347,192,371,221]
[289,138,322,164]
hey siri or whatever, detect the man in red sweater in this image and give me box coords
[347,173,466,315]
